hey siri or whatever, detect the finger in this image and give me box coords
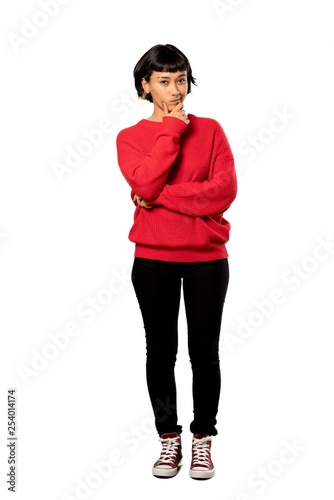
[181,109,188,120]
[162,102,169,115]
[174,101,184,111]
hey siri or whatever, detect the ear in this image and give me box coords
[141,77,150,95]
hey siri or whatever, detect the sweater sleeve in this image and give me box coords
[116,117,188,200]
[147,122,237,217]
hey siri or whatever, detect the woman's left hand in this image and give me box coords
[133,193,152,209]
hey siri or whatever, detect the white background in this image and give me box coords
[1,0,333,498]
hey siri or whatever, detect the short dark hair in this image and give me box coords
[133,44,197,102]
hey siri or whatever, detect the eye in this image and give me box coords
[160,80,169,85]
[178,78,187,83]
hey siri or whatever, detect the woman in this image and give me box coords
[116,44,237,480]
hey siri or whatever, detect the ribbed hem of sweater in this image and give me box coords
[134,244,228,262]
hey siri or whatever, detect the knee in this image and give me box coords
[189,350,220,371]
[146,348,177,368]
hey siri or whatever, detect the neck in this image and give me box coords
[147,102,166,122]
[147,112,164,122]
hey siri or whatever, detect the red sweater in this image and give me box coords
[116,114,237,262]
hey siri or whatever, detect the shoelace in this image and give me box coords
[157,436,180,465]
[192,436,212,467]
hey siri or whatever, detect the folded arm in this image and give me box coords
[147,124,237,217]
[116,117,187,200]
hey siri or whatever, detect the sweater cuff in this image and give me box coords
[162,116,188,134]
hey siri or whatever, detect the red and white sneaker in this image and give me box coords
[189,434,215,479]
[152,432,182,478]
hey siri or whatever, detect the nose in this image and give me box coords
[171,84,181,96]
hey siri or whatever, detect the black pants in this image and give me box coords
[131,257,229,436]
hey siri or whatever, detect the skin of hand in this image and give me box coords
[133,193,152,209]
[162,100,190,125]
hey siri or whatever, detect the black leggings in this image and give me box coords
[131,257,229,436]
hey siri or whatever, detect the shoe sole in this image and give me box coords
[189,468,215,479]
[152,463,181,478]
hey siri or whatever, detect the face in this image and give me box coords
[141,70,188,112]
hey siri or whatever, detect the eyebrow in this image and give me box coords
[156,73,187,79]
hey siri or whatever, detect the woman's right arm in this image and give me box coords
[116,117,187,201]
